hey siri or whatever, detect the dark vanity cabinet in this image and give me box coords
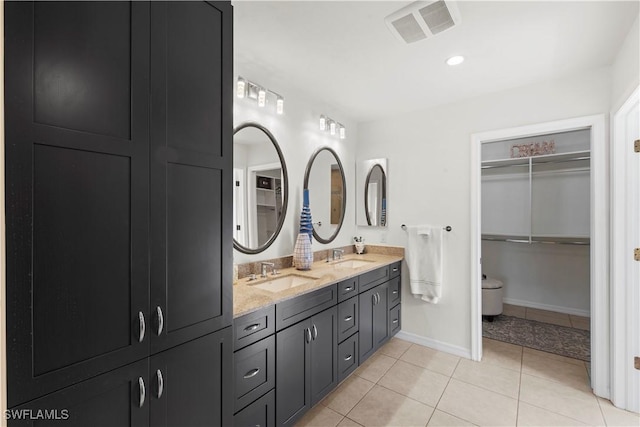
[4,1,233,424]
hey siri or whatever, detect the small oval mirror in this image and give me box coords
[233,122,288,254]
[303,147,346,244]
[365,164,387,226]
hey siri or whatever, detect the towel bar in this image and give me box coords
[401,224,452,232]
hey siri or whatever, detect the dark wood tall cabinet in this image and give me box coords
[4,1,233,423]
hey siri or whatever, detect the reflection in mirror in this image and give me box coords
[304,147,346,244]
[233,123,288,254]
[365,164,387,226]
[357,159,388,227]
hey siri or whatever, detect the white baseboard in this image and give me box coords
[502,298,590,317]
[395,330,472,359]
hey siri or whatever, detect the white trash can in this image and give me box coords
[482,277,503,321]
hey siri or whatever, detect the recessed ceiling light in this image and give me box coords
[446,55,464,66]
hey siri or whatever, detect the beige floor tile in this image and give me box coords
[519,374,604,425]
[517,401,588,426]
[378,337,412,359]
[337,417,363,427]
[452,358,520,398]
[598,398,640,427]
[526,307,571,319]
[525,309,572,327]
[570,316,591,331]
[322,375,375,416]
[503,303,526,318]
[354,353,397,383]
[400,344,460,377]
[427,409,477,426]
[295,404,344,427]
[378,359,450,406]
[482,338,522,372]
[522,352,590,391]
[437,379,518,426]
[523,346,586,367]
[347,385,434,427]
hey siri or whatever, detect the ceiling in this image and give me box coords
[233,1,639,123]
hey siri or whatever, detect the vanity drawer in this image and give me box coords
[338,333,359,382]
[337,277,359,302]
[275,284,337,331]
[388,276,401,308]
[234,389,275,427]
[234,335,276,413]
[389,304,401,336]
[337,297,359,343]
[234,305,276,351]
[359,265,390,292]
[389,261,401,279]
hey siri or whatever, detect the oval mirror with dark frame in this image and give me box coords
[356,158,388,227]
[303,147,346,244]
[233,122,288,254]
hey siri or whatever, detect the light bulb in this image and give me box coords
[276,97,284,115]
[319,115,326,131]
[257,88,266,107]
[339,124,346,139]
[330,121,336,136]
[236,77,246,98]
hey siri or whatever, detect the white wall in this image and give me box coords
[233,68,358,264]
[611,16,639,112]
[356,67,611,352]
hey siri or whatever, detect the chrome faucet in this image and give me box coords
[332,249,344,261]
[260,262,275,278]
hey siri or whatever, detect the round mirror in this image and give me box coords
[365,164,387,226]
[303,147,346,244]
[233,122,288,254]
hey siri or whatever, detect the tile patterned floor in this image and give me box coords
[295,337,640,427]
[502,303,590,331]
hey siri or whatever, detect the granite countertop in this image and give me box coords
[233,253,403,318]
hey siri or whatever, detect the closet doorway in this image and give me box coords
[470,115,608,398]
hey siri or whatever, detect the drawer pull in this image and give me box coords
[138,311,146,343]
[344,315,353,322]
[243,368,260,379]
[392,290,398,295]
[156,369,164,399]
[392,267,399,272]
[138,377,146,408]
[244,323,261,332]
[156,306,164,336]
[306,327,312,344]
[344,354,353,361]
[312,324,318,340]
[344,286,353,291]
[392,319,399,324]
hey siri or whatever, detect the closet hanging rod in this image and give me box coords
[401,224,452,232]
[481,155,590,169]
[481,235,590,246]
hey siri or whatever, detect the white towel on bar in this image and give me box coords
[405,225,444,304]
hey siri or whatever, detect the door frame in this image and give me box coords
[470,114,608,397]
[611,86,640,412]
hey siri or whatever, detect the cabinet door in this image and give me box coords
[150,328,233,427]
[8,359,149,427]
[276,320,311,427]
[373,283,390,348]
[310,307,338,405]
[358,287,376,362]
[5,1,151,407]
[149,0,234,354]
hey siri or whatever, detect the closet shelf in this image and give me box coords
[481,150,590,169]
[482,234,590,246]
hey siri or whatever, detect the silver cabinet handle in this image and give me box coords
[244,323,261,332]
[344,286,353,291]
[138,377,146,408]
[392,267,399,272]
[243,368,260,379]
[377,293,381,304]
[156,306,164,336]
[344,354,353,361]
[392,319,399,324]
[312,324,318,340]
[138,311,145,342]
[305,328,312,343]
[156,369,164,398]
[344,315,353,322]
[392,290,398,295]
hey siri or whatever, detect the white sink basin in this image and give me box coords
[332,259,375,269]
[249,274,319,293]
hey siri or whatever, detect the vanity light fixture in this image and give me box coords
[318,115,346,140]
[446,55,465,66]
[236,76,284,114]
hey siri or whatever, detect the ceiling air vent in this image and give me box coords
[385,0,461,44]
